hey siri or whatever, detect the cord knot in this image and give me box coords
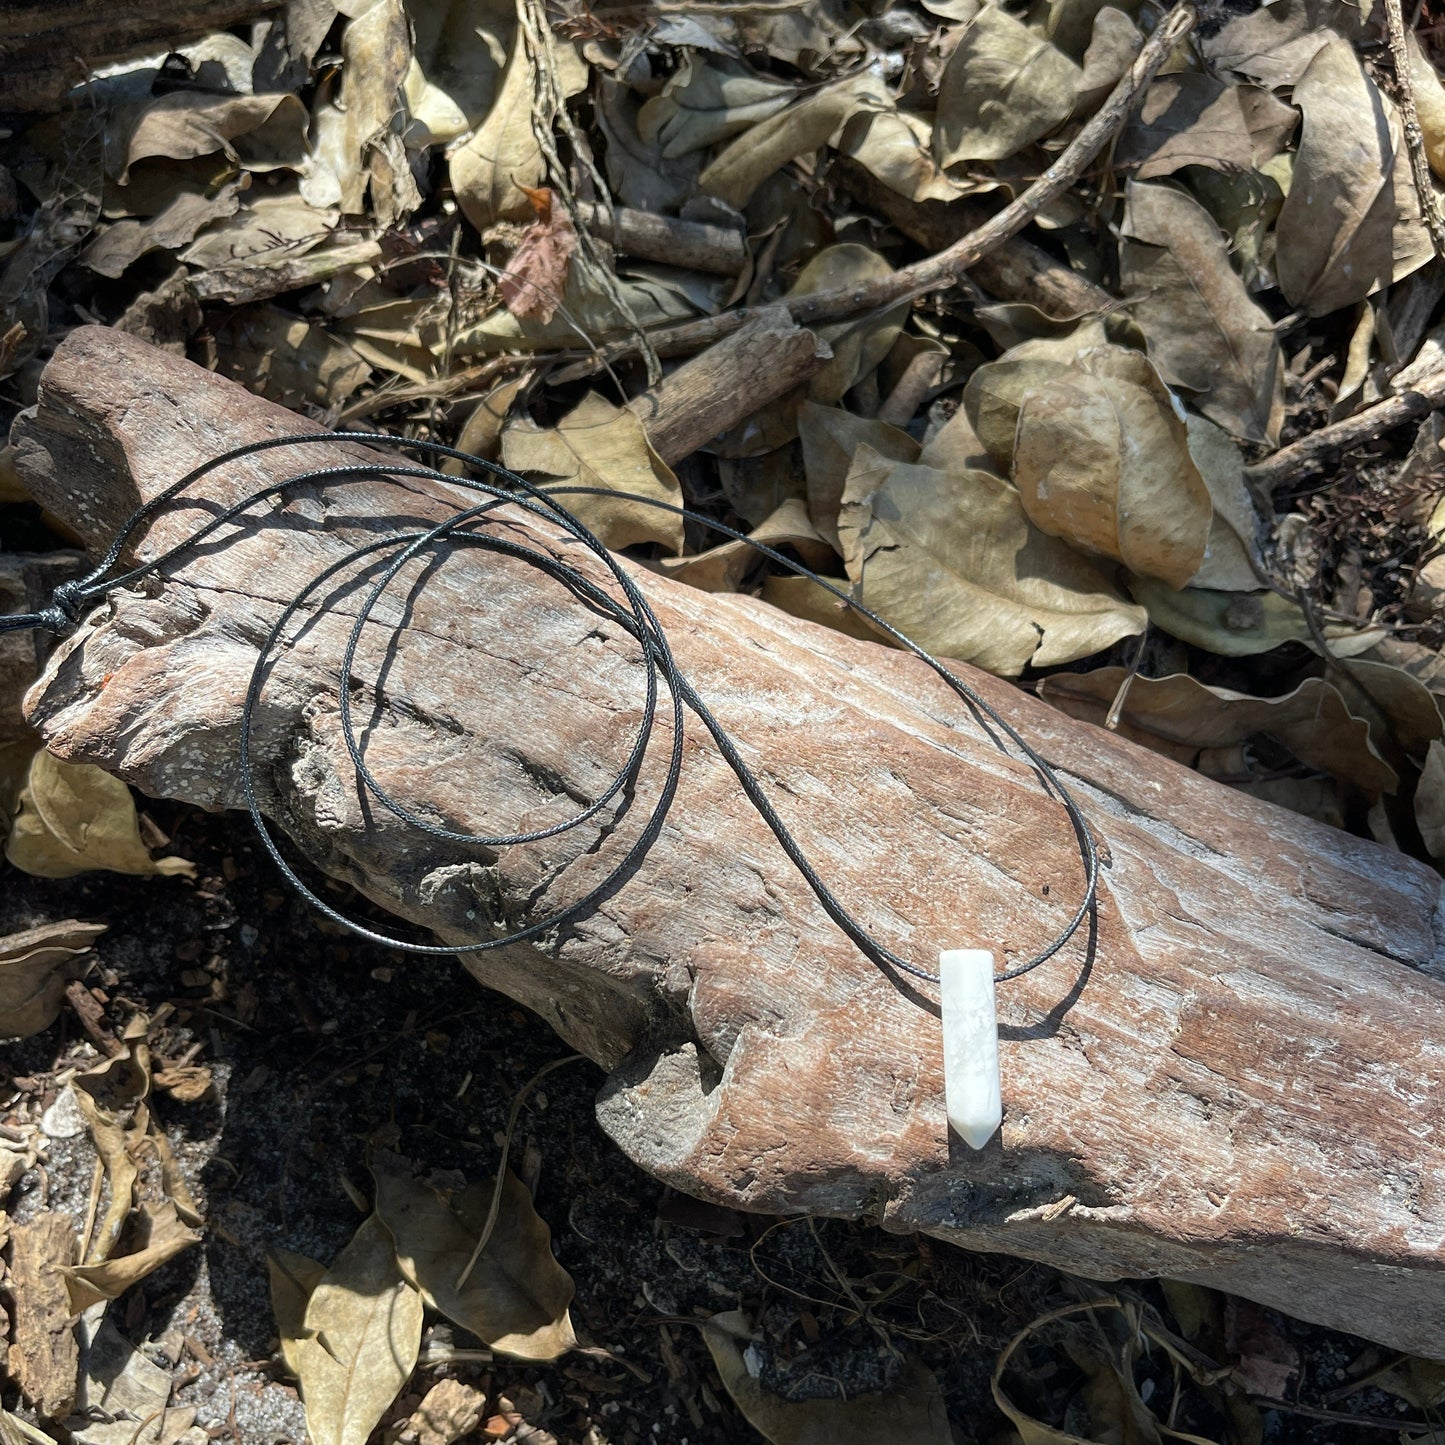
[36,605,73,635]
[51,581,85,621]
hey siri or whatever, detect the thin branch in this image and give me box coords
[1244,367,1445,492]
[1384,0,1445,260]
[558,3,1197,375]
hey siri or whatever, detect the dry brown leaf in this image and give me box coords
[212,306,371,411]
[179,193,338,270]
[657,499,833,593]
[836,444,1146,677]
[637,56,797,159]
[117,93,309,180]
[596,77,702,214]
[1120,180,1282,445]
[1118,74,1296,179]
[1274,36,1396,318]
[451,28,543,230]
[441,376,528,474]
[836,104,969,204]
[72,1031,152,1264]
[5,752,195,880]
[292,1213,424,1445]
[499,189,578,323]
[404,0,513,146]
[1071,7,1141,117]
[6,1214,79,1419]
[1010,346,1213,588]
[80,186,242,279]
[267,1247,329,1380]
[1203,0,1367,89]
[702,1311,953,1445]
[502,391,683,552]
[793,244,908,407]
[797,401,918,551]
[372,1159,576,1361]
[1417,739,1445,861]
[1130,580,1384,658]
[0,920,106,1039]
[1040,669,1397,797]
[699,72,882,211]
[336,0,411,215]
[760,575,882,644]
[1185,416,1267,592]
[935,5,1083,166]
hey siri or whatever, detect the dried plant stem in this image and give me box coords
[1245,367,1445,492]
[564,3,1196,375]
[1384,0,1445,261]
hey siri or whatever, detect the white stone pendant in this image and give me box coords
[940,948,1001,1150]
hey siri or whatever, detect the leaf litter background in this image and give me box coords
[5,0,1445,1441]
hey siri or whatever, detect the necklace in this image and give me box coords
[3,429,1098,1149]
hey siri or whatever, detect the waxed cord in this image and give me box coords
[3,430,1099,988]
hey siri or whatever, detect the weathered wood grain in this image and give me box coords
[10,327,1445,1357]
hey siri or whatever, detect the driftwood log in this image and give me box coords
[11,328,1445,1358]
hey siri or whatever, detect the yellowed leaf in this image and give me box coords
[935,5,1083,165]
[657,499,833,594]
[1010,348,1213,588]
[5,752,195,880]
[268,1248,329,1380]
[293,1214,423,1445]
[63,1199,202,1314]
[502,391,683,553]
[451,29,543,230]
[1274,36,1395,317]
[0,920,106,1039]
[1040,669,1397,797]
[837,444,1146,677]
[372,1158,576,1361]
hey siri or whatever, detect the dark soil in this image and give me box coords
[2,801,1433,1445]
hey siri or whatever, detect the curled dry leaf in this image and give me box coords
[836,443,1146,677]
[337,0,412,215]
[64,1200,203,1315]
[450,26,540,228]
[1040,669,1397,798]
[1130,579,1385,658]
[1121,180,1282,445]
[797,400,918,551]
[637,56,797,158]
[702,1311,953,1445]
[1274,36,1396,318]
[502,391,683,553]
[935,4,1083,165]
[1118,73,1297,180]
[371,1158,576,1361]
[1009,346,1213,588]
[657,498,833,593]
[293,1214,424,1445]
[5,752,195,880]
[268,1248,328,1380]
[698,71,884,212]
[0,919,106,1039]
[836,103,970,204]
[80,186,242,279]
[116,93,310,180]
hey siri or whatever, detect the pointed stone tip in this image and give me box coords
[951,1115,1001,1151]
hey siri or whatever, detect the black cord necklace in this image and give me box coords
[3,429,1098,1149]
